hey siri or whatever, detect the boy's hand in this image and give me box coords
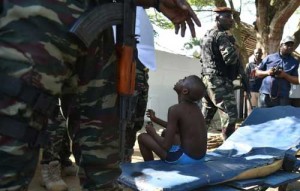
[145,123,156,137]
[146,109,156,121]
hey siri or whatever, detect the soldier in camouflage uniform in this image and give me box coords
[0,1,85,190]
[200,7,239,140]
[0,0,200,190]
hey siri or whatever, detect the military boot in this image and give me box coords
[41,161,68,191]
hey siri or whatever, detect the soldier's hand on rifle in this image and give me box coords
[158,0,201,37]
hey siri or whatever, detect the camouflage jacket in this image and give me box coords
[0,1,87,128]
[200,27,240,80]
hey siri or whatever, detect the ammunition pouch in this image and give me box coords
[0,115,50,148]
[0,75,58,118]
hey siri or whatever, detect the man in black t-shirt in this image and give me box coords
[245,48,263,115]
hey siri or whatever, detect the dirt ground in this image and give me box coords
[28,128,300,191]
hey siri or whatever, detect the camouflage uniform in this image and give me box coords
[124,58,149,161]
[41,79,77,168]
[41,107,73,167]
[0,1,121,190]
[41,110,69,164]
[200,28,239,139]
[69,28,121,190]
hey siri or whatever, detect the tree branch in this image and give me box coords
[293,20,300,51]
[269,0,300,43]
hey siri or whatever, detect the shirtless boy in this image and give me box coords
[138,75,207,164]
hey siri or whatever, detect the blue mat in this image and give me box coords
[118,106,300,191]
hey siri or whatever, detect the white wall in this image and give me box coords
[146,50,201,121]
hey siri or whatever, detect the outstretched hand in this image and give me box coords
[159,0,201,37]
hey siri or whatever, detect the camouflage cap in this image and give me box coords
[280,36,295,44]
[213,7,232,13]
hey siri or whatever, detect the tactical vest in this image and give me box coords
[200,29,239,80]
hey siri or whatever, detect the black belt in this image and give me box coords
[0,115,49,148]
[0,75,58,118]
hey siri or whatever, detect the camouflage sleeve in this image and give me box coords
[216,32,239,66]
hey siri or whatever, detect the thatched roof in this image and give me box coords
[239,22,256,57]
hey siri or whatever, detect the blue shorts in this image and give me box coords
[165,145,205,164]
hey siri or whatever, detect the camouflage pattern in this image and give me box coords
[0,1,122,190]
[201,75,237,139]
[41,109,73,167]
[68,28,122,190]
[200,28,240,80]
[41,80,78,167]
[200,28,239,139]
[42,111,66,164]
[0,1,84,190]
[124,58,149,161]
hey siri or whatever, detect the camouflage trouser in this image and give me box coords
[201,75,237,139]
[67,28,122,191]
[124,59,149,161]
[0,1,84,190]
[0,136,40,191]
[41,104,72,167]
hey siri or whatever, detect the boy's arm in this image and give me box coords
[146,109,167,127]
[147,106,178,150]
[153,106,178,151]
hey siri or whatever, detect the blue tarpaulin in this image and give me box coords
[118,106,300,191]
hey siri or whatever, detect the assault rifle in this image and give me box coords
[69,1,137,161]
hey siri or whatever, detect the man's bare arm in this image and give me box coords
[255,69,273,78]
[136,0,201,37]
[277,71,299,84]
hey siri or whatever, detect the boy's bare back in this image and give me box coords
[165,75,207,159]
[169,102,207,159]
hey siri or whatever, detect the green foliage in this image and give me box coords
[189,0,214,8]
[184,38,201,50]
[148,13,174,30]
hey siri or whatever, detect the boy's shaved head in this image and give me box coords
[184,75,206,102]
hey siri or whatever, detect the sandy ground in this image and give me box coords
[28,128,300,191]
